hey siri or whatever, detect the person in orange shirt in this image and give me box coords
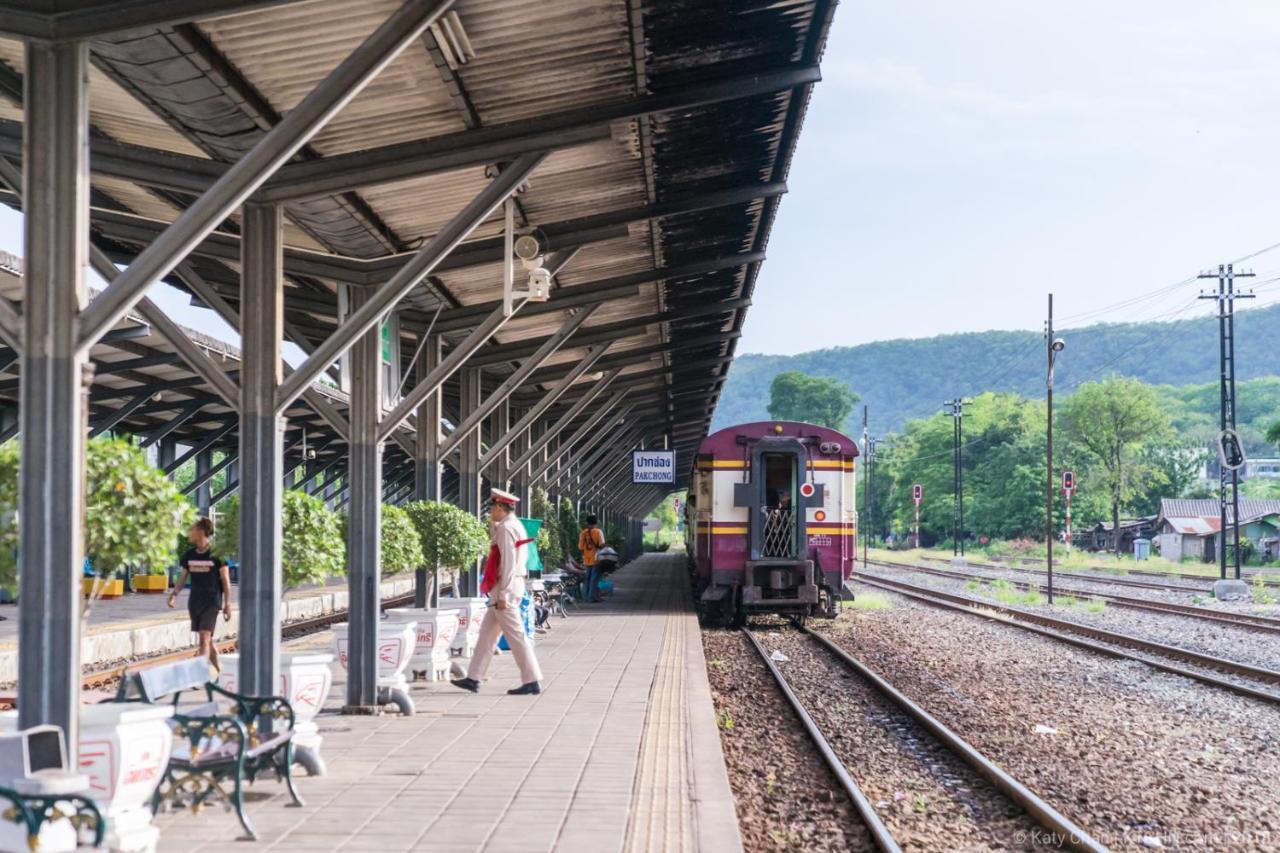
[578,515,606,603]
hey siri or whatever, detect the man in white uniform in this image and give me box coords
[452,488,544,695]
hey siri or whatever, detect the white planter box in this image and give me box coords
[437,597,487,657]
[384,608,459,681]
[1,703,174,853]
[332,621,418,715]
[217,653,334,776]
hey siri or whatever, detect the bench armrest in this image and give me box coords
[170,712,249,766]
[206,682,297,734]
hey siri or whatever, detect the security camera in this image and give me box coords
[305,447,317,460]
[526,267,552,301]
[1051,338,1066,352]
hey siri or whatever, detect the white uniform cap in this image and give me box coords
[490,487,519,507]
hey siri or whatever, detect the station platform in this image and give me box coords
[0,575,416,683]
[153,553,742,853]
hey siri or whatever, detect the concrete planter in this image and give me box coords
[217,652,334,776]
[83,577,125,599]
[1,703,174,853]
[131,574,168,594]
[384,608,459,681]
[437,597,488,657]
[332,621,417,715]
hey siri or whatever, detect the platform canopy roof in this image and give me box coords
[0,0,835,504]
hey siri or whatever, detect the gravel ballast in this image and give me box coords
[825,586,1280,851]
[702,630,875,852]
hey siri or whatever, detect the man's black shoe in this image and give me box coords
[507,682,541,695]
[451,677,480,693]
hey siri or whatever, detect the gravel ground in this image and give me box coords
[702,630,875,852]
[865,567,1280,674]
[825,586,1280,851]
[754,624,1046,851]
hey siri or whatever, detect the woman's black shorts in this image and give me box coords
[189,603,220,633]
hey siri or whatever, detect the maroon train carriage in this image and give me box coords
[684,421,858,625]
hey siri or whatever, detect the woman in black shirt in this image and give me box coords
[168,517,232,674]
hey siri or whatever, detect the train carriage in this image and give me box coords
[685,421,859,624]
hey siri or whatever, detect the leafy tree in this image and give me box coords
[0,442,16,589]
[1267,420,1280,450]
[379,503,424,577]
[218,491,345,587]
[530,487,563,569]
[402,500,488,574]
[1060,377,1171,551]
[766,371,858,430]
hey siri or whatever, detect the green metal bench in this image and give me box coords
[0,784,105,850]
[115,658,303,841]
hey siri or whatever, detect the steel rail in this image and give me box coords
[891,559,1280,635]
[739,628,900,853]
[976,555,1280,589]
[853,572,1280,706]
[932,556,1209,593]
[797,627,1107,853]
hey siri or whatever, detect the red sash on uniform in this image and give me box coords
[480,538,535,595]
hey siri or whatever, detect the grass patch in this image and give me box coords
[1251,574,1280,605]
[964,579,983,594]
[850,592,894,611]
[716,710,735,731]
[990,578,1045,606]
[1080,598,1107,613]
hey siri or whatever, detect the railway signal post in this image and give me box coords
[912,483,923,549]
[1045,294,1065,605]
[1062,470,1075,555]
[945,398,969,567]
[1199,264,1254,599]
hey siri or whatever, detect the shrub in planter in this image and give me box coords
[0,441,16,591]
[85,437,195,581]
[379,503,424,577]
[218,491,344,587]
[402,500,488,576]
[530,487,563,569]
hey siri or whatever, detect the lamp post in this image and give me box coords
[1046,294,1066,605]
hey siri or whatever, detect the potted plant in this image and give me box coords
[82,438,194,599]
[217,490,345,588]
[379,503,424,577]
[402,500,488,655]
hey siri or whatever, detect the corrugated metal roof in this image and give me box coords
[1159,498,1280,525]
[0,0,837,502]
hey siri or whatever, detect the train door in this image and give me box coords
[761,452,798,559]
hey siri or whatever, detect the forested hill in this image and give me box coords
[714,302,1280,435]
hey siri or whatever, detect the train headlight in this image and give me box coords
[820,441,841,454]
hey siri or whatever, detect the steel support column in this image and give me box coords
[237,203,285,700]
[17,39,89,748]
[345,287,383,709]
[488,398,510,488]
[413,333,442,607]
[457,368,482,597]
[195,449,213,516]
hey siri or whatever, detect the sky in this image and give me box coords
[5,1,1280,358]
[746,0,1280,353]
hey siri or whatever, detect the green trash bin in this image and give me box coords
[518,517,544,575]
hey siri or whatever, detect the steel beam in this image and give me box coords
[77,0,455,349]
[437,305,597,459]
[411,334,441,608]
[0,1,318,40]
[237,203,285,700]
[478,343,610,472]
[457,367,482,598]
[523,330,741,386]
[139,399,204,447]
[164,421,237,474]
[530,396,633,484]
[88,391,149,437]
[487,398,510,488]
[280,152,543,411]
[377,304,512,442]
[17,40,88,750]
[507,370,620,474]
[344,287,383,710]
[259,66,819,201]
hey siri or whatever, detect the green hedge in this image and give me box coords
[402,500,488,573]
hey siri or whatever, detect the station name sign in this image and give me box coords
[632,450,675,483]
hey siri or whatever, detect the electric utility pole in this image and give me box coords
[1199,263,1253,597]
[861,406,869,566]
[945,398,968,561]
[1045,294,1065,605]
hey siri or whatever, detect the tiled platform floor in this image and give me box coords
[154,553,742,853]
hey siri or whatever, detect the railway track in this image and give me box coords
[928,556,1210,594]
[1,589,424,705]
[854,571,1280,706]
[743,625,1104,852]
[961,554,1280,589]
[882,558,1280,635]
